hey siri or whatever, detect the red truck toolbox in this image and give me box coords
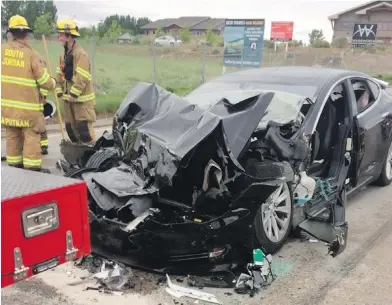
[1,166,91,288]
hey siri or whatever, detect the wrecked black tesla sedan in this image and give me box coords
[60,66,392,272]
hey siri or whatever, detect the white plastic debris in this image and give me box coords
[165,274,222,304]
[92,262,131,291]
[294,171,316,206]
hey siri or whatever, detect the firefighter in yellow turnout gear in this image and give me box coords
[55,19,97,145]
[1,15,56,172]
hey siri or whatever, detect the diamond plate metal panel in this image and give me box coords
[1,166,82,201]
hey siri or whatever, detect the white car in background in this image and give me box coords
[154,35,182,46]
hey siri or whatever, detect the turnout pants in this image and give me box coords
[40,130,48,148]
[63,102,96,145]
[6,126,42,170]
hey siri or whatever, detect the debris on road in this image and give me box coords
[234,249,275,297]
[73,255,134,295]
[187,272,236,289]
[166,274,222,304]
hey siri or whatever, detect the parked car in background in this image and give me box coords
[154,35,182,46]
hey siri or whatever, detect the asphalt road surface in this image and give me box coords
[2,127,392,305]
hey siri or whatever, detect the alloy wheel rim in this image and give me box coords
[261,183,292,243]
[386,142,392,180]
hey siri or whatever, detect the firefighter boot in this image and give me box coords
[41,146,48,155]
[40,131,49,155]
[25,167,51,174]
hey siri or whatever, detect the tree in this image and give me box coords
[98,15,151,36]
[312,40,330,48]
[180,27,190,43]
[155,27,164,38]
[292,40,304,47]
[43,0,57,23]
[206,29,218,46]
[103,20,122,43]
[308,29,325,45]
[24,1,44,28]
[1,0,26,26]
[79,27,92,38]
[1,0,57,29]
[34,12,53,35]
[331,37,349,49]
[135,17,151,34]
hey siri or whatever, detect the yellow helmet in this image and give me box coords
[8,15,32,32]
[56,19,80,37]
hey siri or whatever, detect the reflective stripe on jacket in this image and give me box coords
[1,39,55,127]
[55,42,96,105]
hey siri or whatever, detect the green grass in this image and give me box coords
[375,74,392,82]
[27,40,223,114]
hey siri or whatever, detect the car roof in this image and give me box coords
[214,66,368,88]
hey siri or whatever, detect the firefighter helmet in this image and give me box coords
[8,15,32,32]
[56,19,80,37]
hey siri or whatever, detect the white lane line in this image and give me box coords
[47,127,110,138]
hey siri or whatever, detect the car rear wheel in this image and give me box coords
[254,182,293,254]
[375,141,392,186]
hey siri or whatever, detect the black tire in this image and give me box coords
[85,148,120,171]
[253,182,294,254]
[375,141,392,187]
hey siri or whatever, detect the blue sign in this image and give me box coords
[223,19,265,68]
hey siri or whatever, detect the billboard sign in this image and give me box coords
[223,19,265,68]
[351,23,378,48]
[271,21,294,41]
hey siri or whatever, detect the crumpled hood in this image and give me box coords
[87,82,275,199]
[115,82,275,159]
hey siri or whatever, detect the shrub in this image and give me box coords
[133,35,141,45]
[206,29,219,46]
[365,44,376,54]
[331,37,349,49]
[312,40,330,48]
[180,28,191,43]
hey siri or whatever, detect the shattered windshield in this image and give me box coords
[185,83,312,127]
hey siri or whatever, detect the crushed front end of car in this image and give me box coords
[60,82,348,273]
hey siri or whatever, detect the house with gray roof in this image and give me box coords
[189,18,226,36]
[117,32,133,44]
[140,16,226,36]
[328,0,392,44]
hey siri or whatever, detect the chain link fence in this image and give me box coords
[28,37,392,116]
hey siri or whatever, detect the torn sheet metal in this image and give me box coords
[122,208,159,233]
[83,172,126,211]
[166,274,222,304]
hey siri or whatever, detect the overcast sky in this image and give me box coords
[54,0,368,42]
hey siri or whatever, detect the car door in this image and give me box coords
[350,77,384,186]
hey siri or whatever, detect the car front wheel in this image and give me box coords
[375,141,392,186]
[254,182,293,253]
